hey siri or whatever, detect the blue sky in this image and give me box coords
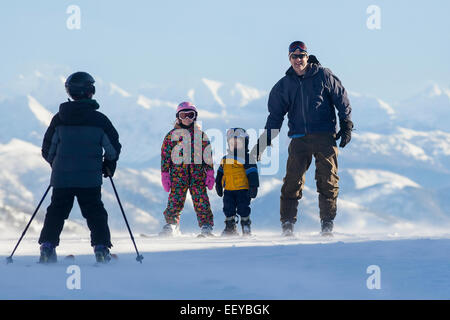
[0,0,449,102]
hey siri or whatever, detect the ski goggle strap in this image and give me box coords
[289,41,307,53]
[227,128,249,139]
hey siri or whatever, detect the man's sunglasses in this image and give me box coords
[290,53,307,60]
[178,111,196,119]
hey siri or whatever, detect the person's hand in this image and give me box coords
[161,171,171,192]
[248,187,258,199]
[205,170,215,190]
[335,119,354,148]
[250,132,270,163]
[215,183,223,197]
[102,160,117,178]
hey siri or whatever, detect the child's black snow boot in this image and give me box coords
[241,216,251,236]
[39,242,57,263]
[222,216,238,236]
[94,245,112,263]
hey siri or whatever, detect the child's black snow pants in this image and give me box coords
[38,187,112,248]
[223,189,251,218]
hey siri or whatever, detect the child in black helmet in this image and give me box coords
[38,71,121,263]
[215,128,259,236]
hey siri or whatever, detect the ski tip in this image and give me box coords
[197,233,215,238]
[111,253,119,260]
[321,232,334,238]
[64,254,75,260]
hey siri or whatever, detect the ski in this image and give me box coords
[36,253,119,265]
[320,232,334,238]
[94,254,119,266]
[64,254,119,261]
[221,233,239,238]
[36,255,74,265]
[197,233,215,238]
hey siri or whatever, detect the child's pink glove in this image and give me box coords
[161,171,171,192]
[205,170,215,190]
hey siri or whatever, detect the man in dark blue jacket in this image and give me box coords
[38,72,121,263]
[252,41,353,236]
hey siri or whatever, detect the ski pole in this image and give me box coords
[107,174,144,263]
[6,185,52,264]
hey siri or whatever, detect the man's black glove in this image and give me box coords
[335,119,354,148]
[248,187,258,199]
[308,55,320,65]
[102,160,117,178]
[216,183,223,197]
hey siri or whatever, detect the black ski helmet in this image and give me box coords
[65,71,96,100]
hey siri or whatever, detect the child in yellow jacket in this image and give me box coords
[215,128,259,236]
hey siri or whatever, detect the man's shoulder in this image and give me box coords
[317,66,335,78]
[272,73,294,92]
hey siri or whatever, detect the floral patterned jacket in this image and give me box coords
[161,123,213,187]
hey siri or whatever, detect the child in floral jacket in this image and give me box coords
[160,102,215,237]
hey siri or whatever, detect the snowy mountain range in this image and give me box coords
[1,67,449,238]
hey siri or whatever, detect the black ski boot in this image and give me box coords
[222,216,238,236]
[39,242,57,263]
[241,216,251,236]
[321,220,334,237]
[94,245,112,263]
[281,221,294,237]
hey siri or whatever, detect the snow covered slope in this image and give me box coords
[1,234,450,299]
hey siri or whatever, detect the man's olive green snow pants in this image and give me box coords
[280,133,339,223]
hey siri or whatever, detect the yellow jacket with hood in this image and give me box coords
[216,153,259,191]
